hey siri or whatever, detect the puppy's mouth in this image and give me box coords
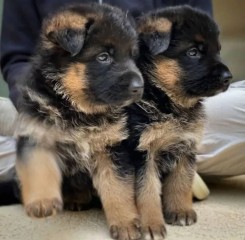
[122,91,144,106]
[221,82,230,92]
[111,90,144,107]
[208,69,232,96]
[207,81,230,97]
[92,89,143,107]
[184,77,231,98]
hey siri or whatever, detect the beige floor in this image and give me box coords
[0,177,244,240]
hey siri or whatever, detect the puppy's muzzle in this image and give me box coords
[220,69,232,88]
[212,63,232,91]
[120,71,144,101]
[129,76,144,96]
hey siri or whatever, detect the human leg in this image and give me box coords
[197,80,245,177]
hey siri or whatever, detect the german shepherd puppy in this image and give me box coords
[124,6,232,239]
[15,3,143,239]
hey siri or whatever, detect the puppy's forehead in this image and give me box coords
[86,16,137,53]
[77,5,137,49]
[181,17,220,52]
[184,18,219,41]
[97,12,137,44]
[176,7,219,45]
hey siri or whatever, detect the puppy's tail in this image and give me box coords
[0,179,21,205]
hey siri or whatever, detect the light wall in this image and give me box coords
[213,0,245,81]
[213,0,245,38]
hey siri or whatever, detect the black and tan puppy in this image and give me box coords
[15,3,143,239]
[124,6,232,239]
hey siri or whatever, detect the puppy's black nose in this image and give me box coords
[220,70,232,85]
[129,77,144,94]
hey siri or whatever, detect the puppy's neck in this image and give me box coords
[71,101,110,115]
[145,78,201,111]
[162,88,201,109]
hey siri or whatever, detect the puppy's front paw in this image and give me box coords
[25,198,63,218]
[142,223,166,240]
[110,218,141,240]
[164,209,197,226]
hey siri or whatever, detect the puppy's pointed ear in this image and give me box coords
[138,17,172,56]
[47,29,85,56]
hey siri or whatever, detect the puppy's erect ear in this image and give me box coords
[47,29,85,57]
[138,17,172,56]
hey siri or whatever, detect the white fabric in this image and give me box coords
[0,98,17,181]
[0,136,16,181]
[197,80,245,176]
[0,97,17,136]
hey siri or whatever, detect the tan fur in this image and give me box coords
[45,11,87,33]
[61,63,109,114]
[16,111,128,175]
[138,117,204,154]
[138,121,181,153]
[138,17,172,34]
[154,58,200,108]
[154,58,181,87]
[162,156,195,212]
[15,113,63,147]
[86,118,128,152]
[15,110,130,219]
[16,148,62,207]
[137,153,165,227]
[42,10,97,49]
[62,63,87,98]
[92,152,138,226]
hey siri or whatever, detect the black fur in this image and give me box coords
[108,142,135,178]
[62,172,101,210]
[16,136,36,160]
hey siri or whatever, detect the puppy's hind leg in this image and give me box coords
[16,136,63,218]
[162,152,197,226]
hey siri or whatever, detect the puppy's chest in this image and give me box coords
[136,107,204,154]
[57,119,128,175]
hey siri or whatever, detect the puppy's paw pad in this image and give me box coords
[25,198,63,218]
[110,218,141,240]
[165,209,197,226]
[142,224,166,240]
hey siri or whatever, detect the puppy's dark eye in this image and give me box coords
[96,52,112,64]
[187,48,201,58]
